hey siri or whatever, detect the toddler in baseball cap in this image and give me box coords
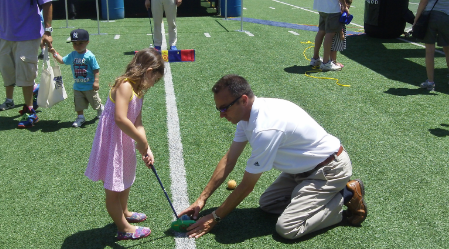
[70,29,89,41]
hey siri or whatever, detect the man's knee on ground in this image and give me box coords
[275,218,307,240]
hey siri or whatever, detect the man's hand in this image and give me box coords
[145,0,151,10]
[42,33,53,48]
[186,213,216,239]
[176,0,182,7]
[178,199,205,220]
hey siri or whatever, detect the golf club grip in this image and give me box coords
[151,164,179,219]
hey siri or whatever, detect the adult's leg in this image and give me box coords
[323,32,336,64]
[105,188,135,233]
[15,38,40,107]
[0,39,16,99]
[5,86,14,99]
[259,173,299,214]
[163,0,177,46]
[443,46,449,73]
[151,0,164,47]
[313,30,325,60]
[425,43,436,82]
[275,151,352,239]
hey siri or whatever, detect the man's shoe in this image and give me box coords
[320,61,342,71]
[170,46,178,50]
[117,226,151,240]
[97,104,104,118]
[0,99,14,111]
[344,179,367,226]
[17,108,38,129]
[154,46,161,51]
[310,57,322,67]
[420,80,435,91]
[72,117,85,128]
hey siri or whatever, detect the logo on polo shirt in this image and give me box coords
[254,162,260,166]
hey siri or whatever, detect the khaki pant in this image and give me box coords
[151,0,177,47]
[74,89,102,112]
[0,38,40,87]
[259,150,352,239]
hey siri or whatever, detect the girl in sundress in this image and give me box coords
[85,48,164,240]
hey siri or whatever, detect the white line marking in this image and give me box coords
[114,35,120,39]
[147,34,153,36]
[245,31,254,36]
[160,23,197,249]
[288,31,299,35]
[243,7,247,9]
[204,33,211,37]
[269,7,275,9]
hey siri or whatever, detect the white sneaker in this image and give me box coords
[320,61,342,71]
[72,117,85,128]
[310,57,322,67]
[420,80,435,91]
[97,104,104,118]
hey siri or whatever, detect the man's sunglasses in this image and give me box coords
[216,95,242,113]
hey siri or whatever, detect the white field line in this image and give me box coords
[114,35,120,39]
[204,33,211,37]
[245,31,254,36]
[273,0,444,52]
[160,23,196,248]
[288,31,299,35]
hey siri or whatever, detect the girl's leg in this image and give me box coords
[425,43,436,82]
[330,50,337,62]
[105,188,135,233]
[120,187,134,218]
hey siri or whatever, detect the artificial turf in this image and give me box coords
[1,0,449,248]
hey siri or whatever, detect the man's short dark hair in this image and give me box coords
[212,74,254,98]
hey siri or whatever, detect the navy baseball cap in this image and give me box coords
[70,29,89,41]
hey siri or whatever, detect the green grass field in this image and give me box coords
[1,0,449,248]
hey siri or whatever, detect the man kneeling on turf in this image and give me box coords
[179,74,367,239]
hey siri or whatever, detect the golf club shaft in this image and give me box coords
[147,9,154,47]
[151,164,179,219]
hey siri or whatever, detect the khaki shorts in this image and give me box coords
[74,89,102,112]
[0,38,40,87]
[318,12,343,33]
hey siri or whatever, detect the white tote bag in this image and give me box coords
[36,47,67,108]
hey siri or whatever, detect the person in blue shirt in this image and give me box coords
[50,29,103,127]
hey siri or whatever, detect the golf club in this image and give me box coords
[148,8,154,48]
[149,162,196,232]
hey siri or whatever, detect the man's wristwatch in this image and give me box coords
[212,211,221,223]
[44,27,53,33]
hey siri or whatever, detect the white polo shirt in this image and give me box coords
[313,0,341,14]
[233,97,341,174]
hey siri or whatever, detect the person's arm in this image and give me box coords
[92,69,99,91]
[114,82,149,156]
[41,2,53,48]
[187,170,262,238]
[145,0,151,10]
[339,0,348,14]
[48,48,64,64]
[135,109,154,167]
[414,0,430,25]
[179,141,248,219]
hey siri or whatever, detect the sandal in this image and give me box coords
[125,212,147,223]
[117,226,151,240]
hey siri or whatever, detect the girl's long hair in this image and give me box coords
[112,48,164,97]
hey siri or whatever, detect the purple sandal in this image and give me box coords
[125,212,147,223]
[117,226,151,240]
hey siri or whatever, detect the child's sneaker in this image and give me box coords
[117,226,151,240]
[72,117,85,128]
[97,104,104,118]
[419,80,435,91]
[320,60,342,71]
[0,99,14,111]
[170,46,178,50]
[310,57,322,67]
[17,108,38,129]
